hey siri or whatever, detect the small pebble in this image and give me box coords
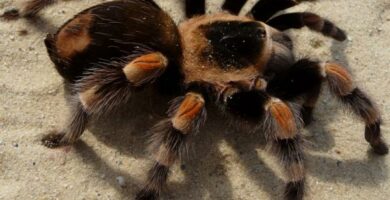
[116,176,126,188]
[12,143,18,147]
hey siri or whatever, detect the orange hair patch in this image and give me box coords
[56,12,93,59]
[172,93,205,132]
[123,52,167,85]
[325,63,353,96]
[267,99,297,139]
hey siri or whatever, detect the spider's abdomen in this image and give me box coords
[45,0,182,83]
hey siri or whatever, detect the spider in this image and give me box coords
[4,0,388,199]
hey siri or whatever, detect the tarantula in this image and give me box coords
[4,0,388,199]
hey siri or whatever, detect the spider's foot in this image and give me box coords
[371,142,389,155]
[135,189,158,200]
[41,131,67,148]
[365,122,389,155]
[284,181,304,200]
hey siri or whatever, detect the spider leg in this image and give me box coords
[300,85,321,126]
[267,59,388,155]
[2,0,58,19]
[249,0,308,22]
[222,87,305,199]
[136,92,206,200]
[42,101,88,148]
[270,136,305,200]
[24,0,58,17]
[267,12,347,41]
[42,52,169,148]
[222,0,248,15]
[265,97,306,200]
[262,95,305,200]
[1,0,53,20]
[185,0,205,18]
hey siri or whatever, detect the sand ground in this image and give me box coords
[1,0,390,199]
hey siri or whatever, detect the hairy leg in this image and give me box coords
[42,52,168,148]
[262,94,305,200]
[300,85,321,126]
[1,0,58,20]
[271,137,305,200]
[263,96,305,200]
[249,0,303,21]
[222,85,305,199]
[21,0,57,17]
[267,12,347,41]
[42,101,88,148]
[267,59,388,155]
[320,62,386,154]
[136,92,206,200]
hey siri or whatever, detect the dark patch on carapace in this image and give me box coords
[201,20,266,70]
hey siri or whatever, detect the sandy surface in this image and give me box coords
[1,0,389,199]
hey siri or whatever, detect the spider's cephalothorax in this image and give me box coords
[7,0,388,200]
